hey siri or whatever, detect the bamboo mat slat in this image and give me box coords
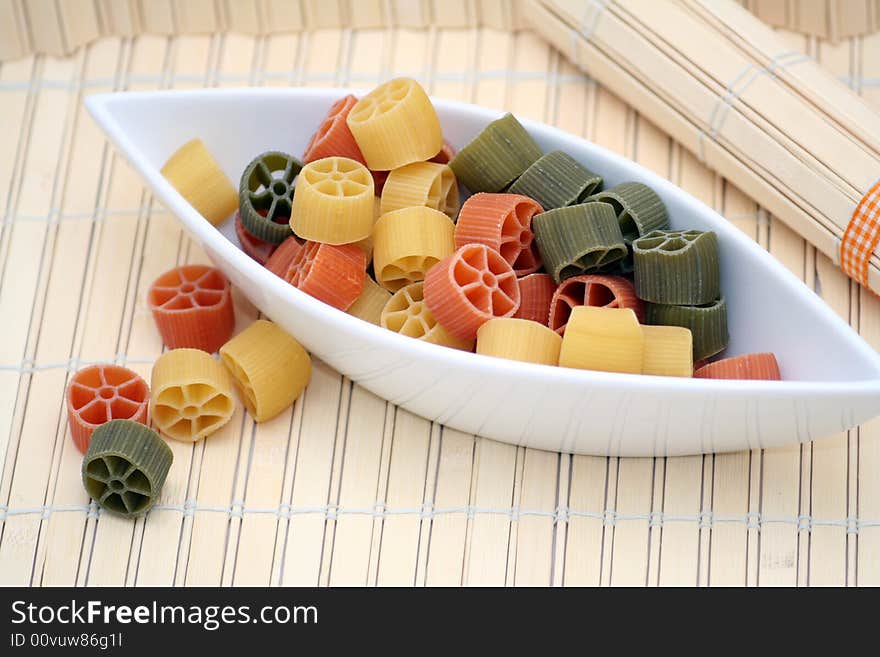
[2,22,880,587]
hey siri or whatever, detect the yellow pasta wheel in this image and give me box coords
[641,325,693,378]
[381,281,474,351]
[348,277,392,325]
[380,161,460,218]
[476,318,561,366]
[372,206,455,292]
[150,348,236,442]
[220,319,312,423]
[558,306,644,374]
[160,138,239,226]
[346,78,443,170]
[290,156,374,245]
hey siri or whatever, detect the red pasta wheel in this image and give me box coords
[303,94,366,164]
[265,235,305,279]
[549,274,643,336]
[513,273,557,326]
[454,193,543,275]
[147,265,235,352]
[235,210,285,265]
[285,241,366,311]
[424,243,520,341]
[371,169,389,195]
[429,139,457,164]
[66,365,149,453]
[694,353,781,381]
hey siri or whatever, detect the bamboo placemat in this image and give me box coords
[1,22,880,586]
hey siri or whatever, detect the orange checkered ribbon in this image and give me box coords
[841,178,880,288]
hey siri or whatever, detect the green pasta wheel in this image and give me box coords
[239,151,302,244]
[508,150,602,209]
[586,182,669,242]
[633,229,720,305]
[532,202,628,284]
[81,419,173,518]
[645,297,729,361]
[449,113,542,193]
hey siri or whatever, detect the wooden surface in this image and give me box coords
[1,23,880,586]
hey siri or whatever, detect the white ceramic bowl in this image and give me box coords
[86,87,880,456]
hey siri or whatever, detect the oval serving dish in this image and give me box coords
[86,88,880,456]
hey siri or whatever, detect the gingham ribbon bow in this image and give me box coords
[841,179,880,289]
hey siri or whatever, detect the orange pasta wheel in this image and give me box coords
[380,161,459,218]
[513,273,557,326]
[372,206,455,291]
[454,193,543,275]
[303,94,366,164]
[147,265,235,353]
[694,353,781,381]
[423,243,521,341]
[380,281,474,351]
[265,235,304,278]
[549,274,643,336]
[429,139,457,164]
[66,365,149,454]
[285,241,366,311]
[235,211,280,265]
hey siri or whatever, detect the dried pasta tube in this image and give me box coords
[82,419,173,518]
[532,202,627,283]
[380,161,460,219]
[285,241,366,311]
[645,297,729,361]
[549,274,643,336]
[380,282,474,351]
[423,243,521,341]
[454,193,543,275]
[235,211,278,265]
[586,182,669,242]
[220,320,312,422]
[265,235,304,278]
[695,353,781,381]
[303,94,366,164]
[372,206,455,291]
[513,273,557,326]
[238,151,300,244]
[633,229,720,305]
[348,277,392,325]
[449,113,542,193]
[476,318,561,366]
[558,306,644,374]
[291,156,375,244]
[160,138,238,226]
[508,150,603,209]
[641,325,694,378]
[347,78,443,170]
[429,139,457,164]
[147,265,235,353]
[150,348,236,442]
[66,365,149,454]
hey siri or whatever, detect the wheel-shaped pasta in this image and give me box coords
[380,161,459,218]
[291,156,375,244]
[303,94,366,164]
[549,274,643,336]
[694,353,781,380]
[558,306,644,374]
[147,265,235,353]
[220,320,312,422]
[265,235,304,278]
[508,150,603,210]
[645,297,729,361]
[347,77,443,170]
[633,229,720,305]
[454,193,543,275]
[641,325,693,378]
[423,243,521,342]
[348,277,392,325]
[150,348,236,442]
[380,282,474,351]
[586,182,669,243]
[372,206,455,292]
[238,151,300,244]
[476,318,561,366]
[66,365,149,454]
[285,241,366,311]
[160,138,238,226]
[513,273,557,326]
[82,419,173,518]
[235,211,278,265]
